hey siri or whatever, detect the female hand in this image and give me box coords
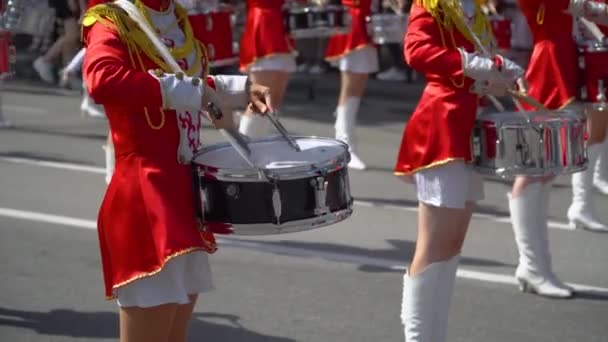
[247,83,275,115]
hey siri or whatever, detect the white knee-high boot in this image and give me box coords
[335,97,366,170]
[568,144,608,232]
[401,254,460,342]
[103,143,115,184]
[238,113,271,138]
[509,183,573,298]
[593,140,608,195]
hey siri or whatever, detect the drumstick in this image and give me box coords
[579,17,606,43]
[507,89,549,111]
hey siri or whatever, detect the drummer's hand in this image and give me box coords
[247,83,275,115]
[471,80,511,97]
[515,76,529,94]
[208,104,236,130]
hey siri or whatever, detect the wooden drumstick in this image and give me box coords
[507,90,549,111]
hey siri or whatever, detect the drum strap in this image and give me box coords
[190,163,205,228]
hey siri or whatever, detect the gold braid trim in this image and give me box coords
[416,0,494,49]
[82,3,211,130]
[82,2,207,78]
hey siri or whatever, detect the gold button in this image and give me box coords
[175,72,184,80]
[191,77,201,86]
[153,69,164,77]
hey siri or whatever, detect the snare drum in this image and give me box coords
[489,16,512,50]
[283,4,350,38]
[577,42,608,102]
[472,110,587,177]
[365,13,408,45]
[189,4,239,67]
[193,136,353,235]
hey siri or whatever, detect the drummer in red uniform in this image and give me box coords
[324,0,379,170]
[395,0,524,342]
[394,1,524,340]
[82,0,272,340]
[506,0,608,304]
[238,0,297,137]
[568,3,608,231]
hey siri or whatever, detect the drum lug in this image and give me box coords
[205,15,213,31]
[311,176,330,215]
[272,185,282,225]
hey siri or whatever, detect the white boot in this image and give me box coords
[335,97,366,170]
[509,183,573,298]
[238,113,271,138]
[103,143,115,184]
[401,255,460,342]
[568,144,608,232]
[593,141,608,195]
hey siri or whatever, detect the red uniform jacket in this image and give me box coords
[518,0,579,109]
[84,0,221,298]
[325,0,373,60]
[239,0,294,71]
[394,3,479,175]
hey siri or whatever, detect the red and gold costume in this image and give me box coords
[186,0,239,67]
[238,0,294,72]
[518,0,579,109]
[82,0,246,299]
[394,2,492,175]
[325,0,373,61]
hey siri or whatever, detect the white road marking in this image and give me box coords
[0,156,105,174]
[0,156,576,231]
[0,206,606,296]
[2,105,48,114]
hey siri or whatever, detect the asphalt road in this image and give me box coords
[0,75,607,342]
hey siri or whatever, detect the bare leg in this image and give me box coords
[60,18,81,66]
[168,295,198,342]
[409,202,473,275]
[119,304,178,342]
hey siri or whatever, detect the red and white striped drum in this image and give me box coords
[577,42,608,102]
[188,4,238,68]
[489,16,512,50]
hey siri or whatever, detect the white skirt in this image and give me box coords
[329,45,379,74]
[247,53,297,73]
[414,161,485,209]
[115,251,213,308]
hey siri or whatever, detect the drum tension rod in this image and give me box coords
[311,175,330,216]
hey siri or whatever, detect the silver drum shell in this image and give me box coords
[472,110,588,178]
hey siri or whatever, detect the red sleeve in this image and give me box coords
[403,4,464,79]
[83,22,163,110]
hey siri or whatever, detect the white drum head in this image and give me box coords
[195,136,348,172]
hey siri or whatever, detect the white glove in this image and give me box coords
[458,48,525,84]
[569,0,608,26]
[470,80,511,97]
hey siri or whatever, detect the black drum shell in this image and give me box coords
[199,167,351,225]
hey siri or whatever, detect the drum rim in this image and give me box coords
[474,163,588,179]
[194,135,351,181]
[477,110,587,124]
[209,207,353,236]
